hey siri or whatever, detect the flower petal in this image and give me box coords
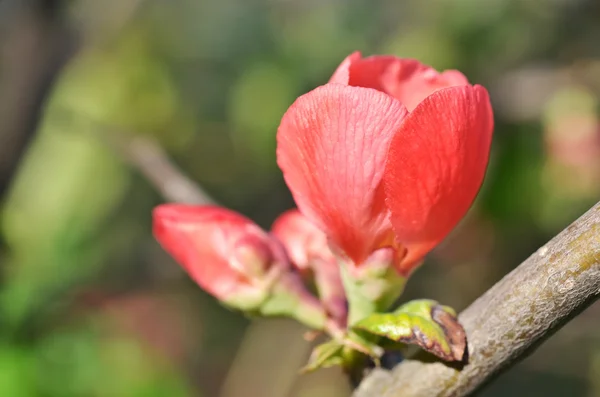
[328,51,361,85]
[359,57,468,111]
[272,209,347,323]
[384,85,494,273]
[346,55,399,90]
[277,84,409,266]
[332,53,469,111]
[153,204,275,299]
[271,209,333,273]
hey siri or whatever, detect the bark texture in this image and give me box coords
[354,202,600,397]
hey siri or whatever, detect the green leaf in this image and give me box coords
[352,299,466,361]
[302,340,345,373]
[344,331,384,360]
[301,332,385,373]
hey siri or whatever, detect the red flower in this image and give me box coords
[277,52,493,275]
[153,204,289,308]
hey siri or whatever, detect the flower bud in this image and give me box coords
[153,204,287,311]
[230,232,277,279]
[153,204,327,329]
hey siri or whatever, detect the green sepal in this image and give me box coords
[229,270,327,330]
[256,276,327,330]
[339,257,406,325]
[221,289,268,312]
[352,299,466,361]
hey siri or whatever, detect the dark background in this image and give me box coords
[0,0,599,396]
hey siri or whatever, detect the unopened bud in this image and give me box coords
[230,231,276,279]
[153,204,327,329]
[153,204,281,311]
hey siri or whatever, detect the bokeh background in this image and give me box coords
[0,0,599,396]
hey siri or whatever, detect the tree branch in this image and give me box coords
[110,135,215,205]
[354,202,600,397]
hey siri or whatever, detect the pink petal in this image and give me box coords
[345,55,399,91]
[277,84,409,266]
[331,53,469,111]
[375,59,469,111]
[152,204,275,299]
[328,51,361,85]
[271,209,332,273]
[272,209,346,323]
[384,85,494,274]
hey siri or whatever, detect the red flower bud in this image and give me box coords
[153,204,289,310]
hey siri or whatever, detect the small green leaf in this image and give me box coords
[301,332,385,373]
[352,299,466,361]
[302,340,345,373]
[344,331,384,360]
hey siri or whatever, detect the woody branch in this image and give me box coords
[354,201,600,397]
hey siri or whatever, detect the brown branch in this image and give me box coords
[354,202,600,397]
[111,135,215,205]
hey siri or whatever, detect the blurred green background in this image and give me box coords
[0,0,599,396]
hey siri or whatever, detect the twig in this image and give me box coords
[354,202,600,397]
[112,135,215,205]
